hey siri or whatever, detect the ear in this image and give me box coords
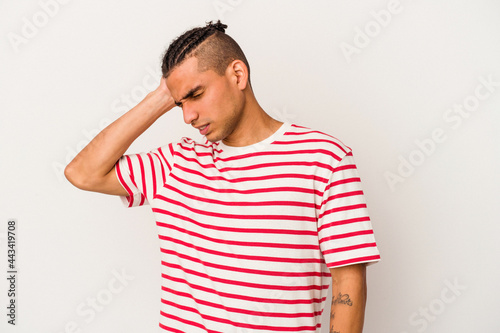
[228,60,248,90]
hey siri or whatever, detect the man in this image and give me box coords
[65,21,380,333]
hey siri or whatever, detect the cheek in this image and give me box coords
[205,89,228,114]
[201,94,219,117]
[204,80,239,119]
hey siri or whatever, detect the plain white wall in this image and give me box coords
[1,0,499,332]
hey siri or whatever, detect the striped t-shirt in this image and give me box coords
[115,122,380,332]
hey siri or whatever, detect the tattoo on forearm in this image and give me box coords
[330,293,352,333]
[329,312,340,333]
[329,326,341,333]
[332,292,353,306]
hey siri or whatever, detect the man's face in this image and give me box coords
[166,56,244,143]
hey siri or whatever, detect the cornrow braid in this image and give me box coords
[161,20,251,85]
[162,20,228,77]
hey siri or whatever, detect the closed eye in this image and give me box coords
[175,93,202,108]
[175,85,204,107]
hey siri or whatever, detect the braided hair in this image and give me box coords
[161,20,251,83]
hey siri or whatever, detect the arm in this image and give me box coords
[329,263,367,333]
[64,77,176,195]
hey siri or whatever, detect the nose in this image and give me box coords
[182,104,198,125]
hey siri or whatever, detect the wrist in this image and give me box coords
[147,88,176,115]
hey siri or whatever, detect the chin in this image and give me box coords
[205,123,233,143]
[205,131,222,143]
[205,136,218,143]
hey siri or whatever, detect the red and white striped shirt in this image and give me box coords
[115,123,380,332]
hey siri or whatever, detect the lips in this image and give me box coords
[198,124,210,136]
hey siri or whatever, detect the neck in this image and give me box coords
[222,92,283,147]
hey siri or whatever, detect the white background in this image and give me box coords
[1,0,499,332]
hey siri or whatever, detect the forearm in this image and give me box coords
[329,264,367,333]
[65,86,174,190]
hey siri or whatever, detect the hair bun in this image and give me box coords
[207,20,227,33]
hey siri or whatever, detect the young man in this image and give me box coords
[65,21,380,333]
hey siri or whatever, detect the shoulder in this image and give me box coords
[277,123,352,159]
[170,137,221,156]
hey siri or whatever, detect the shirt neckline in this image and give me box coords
[216,122,291,156]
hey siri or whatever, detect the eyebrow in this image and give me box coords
[174,85,203,106]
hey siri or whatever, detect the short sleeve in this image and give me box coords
[317,151,381,268]
[115,144,174,208]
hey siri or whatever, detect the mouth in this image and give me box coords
[197,124,210,136]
